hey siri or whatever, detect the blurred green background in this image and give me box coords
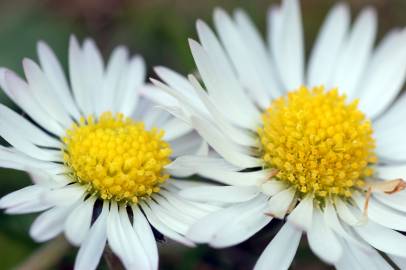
[0,0,405,269]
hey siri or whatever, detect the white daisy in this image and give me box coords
[150,0,406,269]
[0,36,215,270]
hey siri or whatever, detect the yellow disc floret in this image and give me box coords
[258,86,377,199]
[62,112,172,204]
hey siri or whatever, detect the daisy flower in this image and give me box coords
[0,36,215,270]
[150,0,406,269]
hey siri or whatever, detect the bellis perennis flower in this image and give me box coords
[150,0,406,269]
[0,36,215,270]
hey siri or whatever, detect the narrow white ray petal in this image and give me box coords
[80,38,104,115]
[161,117,193,141]
[158,189,209,219]
[0,120,60,161]
[2,70,64,135]
[254,222,301,270]
[358,28,406,118]
[323,202,369,250]
[212,9,271,110]
[307,3,350,87]
[190,115,261,168]
[64,197,95,246]
[140,201,195,246]
[187,195,267,244]
[336,239,393,270]
[132,206,158,270]
[260,180,288,196]
[287,194,313,231]
[115,56,145,115]
[42,184,85,206]
[97,46,129,114]
[267,188,295,219]
[373,92,406,162]
[118,205,151,269]
[23,58,72,127]
[307,208,343,264]
[188,38,260,129]
[329,7,377,98]
[210,201,271,248]
[187,74,256,146]
[37,40,81,119]
[273,0,304,90]
[354,194,406,231]
[234,9,283,99]
[336,199,363,226]
[373,191,406,213]
[196,18,271,110]
[74,201,108,270]
[0,104,61,148]
[146,199,190,234]
[180,185,259,203]
[30,206,73,242]
[0,185,46,209]
[169,132,203,158]
[69,35,91,115]
[354,220,406,257]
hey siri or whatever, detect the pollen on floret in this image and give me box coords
[62,112,172,204]
[257,86,377,200]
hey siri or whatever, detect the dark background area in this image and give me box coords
[0,0,405,269]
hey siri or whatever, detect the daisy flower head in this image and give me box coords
[0,36,214,270]
[151,0,406,269]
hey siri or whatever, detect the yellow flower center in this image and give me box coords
[62,112,172,204]
[258,86,377,199]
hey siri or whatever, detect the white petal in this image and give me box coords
[74,201,108,270]
[358,28,406,118]
[69,36,91,115]
[373,190,406,213]
[374,94,406,162]
[188,38,260,129]
[0,104,61,148]
[329,7,377,98]
[30,206,73,242]
[307,3,350,87]
[140,201,194,246]
[132,206,159,270]
[354,220,406,257]
[99,46,129,114]
[212,9,271,110]
[389,255,406,269]
[64,197,95,246]
[22,58,72,127]
[42,184,85,207]
[187,195,267,244]
[287,194,313,231]
[0,185,46,209]
[336,199,363,226]
[323,202,369,250]
[0,120,60,161]
[37,40,80,119]
[260,180,288,196]
[210,201,271,248]
[161,117,193,141]
[180,185,259,203]
[354,194,406,231]
[2,70,64,135]
[190,115,260,168]
[169,132,203,157]
[273,0,304,90]
[267,188,295,218]
[115,56,145,115]
[307,208,343,264]
[254,222,301,270]
[234,9,283,99]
